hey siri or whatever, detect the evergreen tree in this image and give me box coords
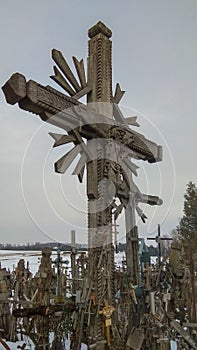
[177,181,197,251]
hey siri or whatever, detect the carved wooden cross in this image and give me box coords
[2,21,162,347]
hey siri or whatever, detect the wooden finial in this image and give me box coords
[88,21,112,39]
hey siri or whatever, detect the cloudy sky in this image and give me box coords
[0,0,196,245]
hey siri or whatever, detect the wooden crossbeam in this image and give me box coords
[2,73,162,164]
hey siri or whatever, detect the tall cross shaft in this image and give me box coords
[86,24,115,343]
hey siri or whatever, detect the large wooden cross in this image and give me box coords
[2,21,162,348]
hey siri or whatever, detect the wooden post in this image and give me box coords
[87,22,115,343]
[71,229,77,294]
[112,220,119,254]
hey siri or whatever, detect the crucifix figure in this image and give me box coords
[2,21,162,348]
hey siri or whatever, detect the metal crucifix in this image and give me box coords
[2,21,162,348]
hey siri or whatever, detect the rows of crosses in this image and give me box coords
[2,21,163,346]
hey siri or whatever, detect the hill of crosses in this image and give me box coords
[2,21,197,350]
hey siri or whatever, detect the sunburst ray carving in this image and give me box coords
[50,49,92,100]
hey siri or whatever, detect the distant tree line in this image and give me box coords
[0,241,159,256]
[0,242,88,251]
[117,242,159,256]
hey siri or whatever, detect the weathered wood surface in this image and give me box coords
[2,75,162,163]
[13,301,75,318]
[167,313,197,350]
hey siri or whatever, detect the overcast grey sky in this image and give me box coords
[0,0,196,245]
